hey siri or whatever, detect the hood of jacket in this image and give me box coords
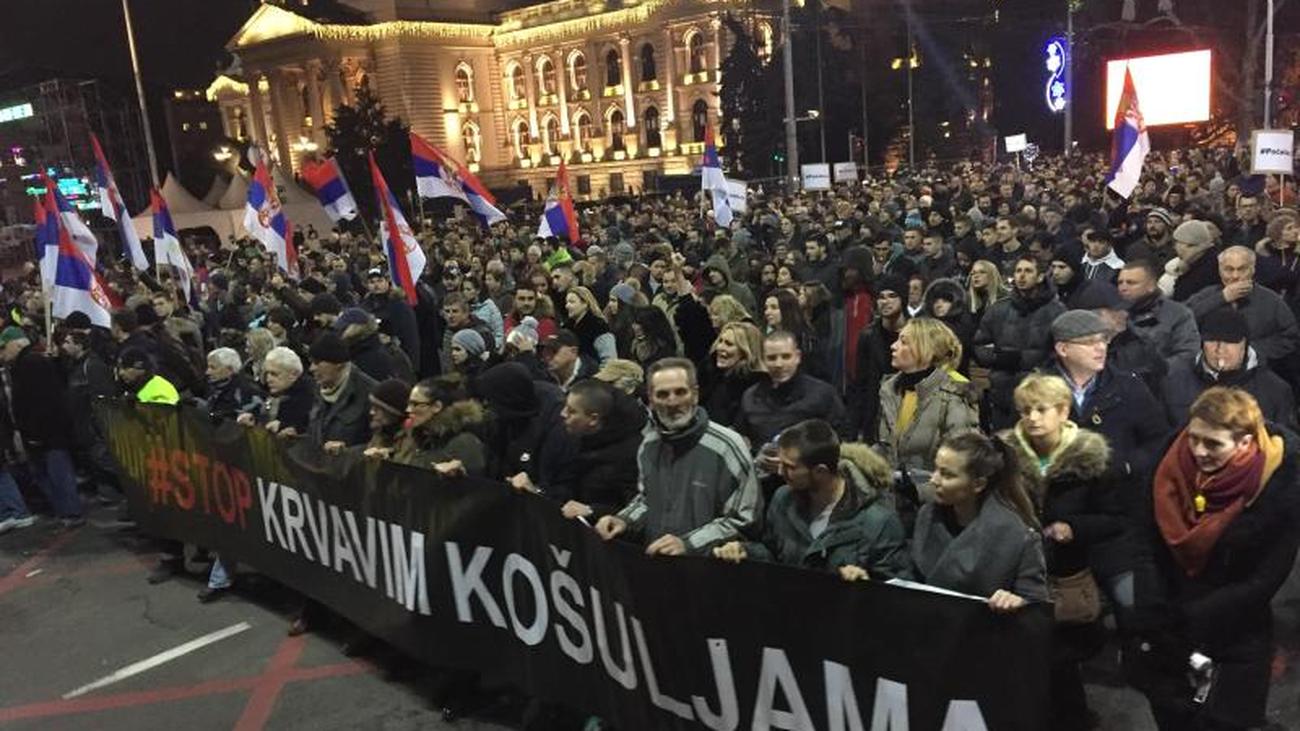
[417,398,487,439]
[342,318,381,347]
[1002,424,1110,494]
[473,362,538,420]
[702,254,733,288]
[837,444,893,501]
[923,277,971,318]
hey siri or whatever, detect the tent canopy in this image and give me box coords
[161,173,212,213]
[201,175,230,208]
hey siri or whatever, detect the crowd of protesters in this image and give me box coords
[0,145,1298,730]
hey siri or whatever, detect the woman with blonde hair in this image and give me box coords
[1133,387,1298,731]
[877,318,978,511]
[708,294,752,330]
[563,285,616,364]
[702,321,765,427]
[968,259,1007,327]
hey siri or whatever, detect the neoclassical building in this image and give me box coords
[208,0,779,199]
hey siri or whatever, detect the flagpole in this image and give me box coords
[121,0,161,188]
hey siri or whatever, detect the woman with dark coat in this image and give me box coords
[563,286,617,364]
[923,278,977,375]
[761,289,827,380]
[391,379,489,477]
[628,305,679,369]
[700,322,765,428]
[1130,387,1300,731]
[1002,373,1124,731]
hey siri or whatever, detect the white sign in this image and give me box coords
[1004,134,1028,154]
[726,179,748,213]
[832,162,859,183]
[1251,130,1295,175]
[801,163,832,191]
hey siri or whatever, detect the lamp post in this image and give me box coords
[781,0,800,187]
[1064,2,1074,153]
[121,0,160,188]
[1264,0,1275,128]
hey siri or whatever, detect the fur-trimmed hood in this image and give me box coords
[923,277,970,317]
[341,318,380,344]
[416,399,487,439]
[1000,423,1111,491]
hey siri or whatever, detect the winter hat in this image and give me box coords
[1071,282,1124,311]
[63,311,93,330]
[472,362,539,420]
[310,292,343,317]
[116,346,152,370]
[452,329,487,358]
[134,303,160,326]
[1051,243,1085,274]
[332,307,373,331]
[1199,307,1248,344]
[1145,207,1175,228]
[612,242,636,268]
[609,282,637,305]
[1172,220,1214,249]
[369,378,412,417]
[308,332,350,364]
[875,273,909,298]
[1051,310,1110,343]
[507,316,540,350]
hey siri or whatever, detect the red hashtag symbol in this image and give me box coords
[146,442,171,506]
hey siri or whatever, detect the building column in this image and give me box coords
[662,29,676,122]
[556,50,570,134]
[265,69,294,170]
[523,54,539,136]
[247,74,269,147]
[619,36,635,127]
[305,61,327,145]
[711,18,724,75]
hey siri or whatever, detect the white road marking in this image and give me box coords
[62,621,252,699]
[24,569,42,578]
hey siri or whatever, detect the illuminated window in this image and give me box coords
[455,63,475,103]
[569,52,588,92]
[640,43,657,82]
[543,115,561,155]
[461,121,481,163]
[757,23,774,63]
[605,49,621,87]
[507,62,525,101]
[686,30,708,73]
[643,106,661,147]
[199,121,208,130]
[511,118,529,159]
[691,99,708,142]
[573,110,593,151]
[182,122,192,132]
[537,57,557,96]
[608,108,625,149]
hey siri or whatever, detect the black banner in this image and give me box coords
[101,401,1052,730]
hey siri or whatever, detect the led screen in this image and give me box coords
[1105,50,1211,129]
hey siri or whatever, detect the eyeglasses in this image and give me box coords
[407,400,434,408]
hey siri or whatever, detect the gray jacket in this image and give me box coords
[617,407,761,553]
[877,368,979,475]
[1185,283,1299,365]
[911,495,1049,602]
[1126,294,1201,361]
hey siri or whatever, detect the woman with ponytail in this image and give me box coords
[907,429,1048,613]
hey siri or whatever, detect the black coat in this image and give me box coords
[973,284,1066,429]
[700,365,762,429]
[1161,350,1297,431]
[1170,250,1221,303]
[736,373,850,448]
[849,320,901,442]
[363,292,421,372]
[267,375,315,433]
[10,345,74,450]
[1132,426,1300,727]
[307,366,376,447]
[547,391,647,519]
[1043,361,1170,478]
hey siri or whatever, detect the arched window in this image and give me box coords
[454,63,474,103]
[640,43,657,82]
[507,63,525,101]
[757,23,774,63]
[461,122,481,163]
[573,110,593,151]
[232,107,247,140]
[686,30,708,73]
[643,106,661,148]
[300,83,311,127]
[511,118,529,159]
[537,57,557,96]
[691,99,708,142]
[608,108,626,149]
[605,49,622,87]
[569,52,588,92]
[543,115,561,155]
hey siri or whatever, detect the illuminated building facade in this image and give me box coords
[211,0,779,199]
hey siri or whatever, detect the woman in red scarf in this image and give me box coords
[1132,387,1299,731]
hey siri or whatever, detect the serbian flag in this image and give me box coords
[34,193,60,293]
[50,204,115,328]
[537,161,581,243]
[410,132,506,228]
[151,189,196,303]
[300,156,358,223]
[701,126,733,227]
[370,152,425,304]
[91,134,148,271]
[243,162,298,278]
[42,174,98,267]
[1105,67,1150,200]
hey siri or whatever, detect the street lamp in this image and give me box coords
[212,146,233,163]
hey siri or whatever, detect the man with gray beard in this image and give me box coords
[595,358,761,556]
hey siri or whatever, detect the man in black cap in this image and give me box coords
[1050,243,1107,310]
[541,329,595,391]
[1161,307,1296,429]
[849,273,908,441]
[306,332,375,450]
[361,268,420,373]
[1080,226,1123,285]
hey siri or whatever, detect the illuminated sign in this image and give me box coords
[0,102,33,124]
[1044,36,1067,114]
[1106,50,1212,129]
[22,170,101,211]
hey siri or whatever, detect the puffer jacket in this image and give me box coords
[701,254,757,316]
[745,450,911,578]
[972,282,1066,429]
[736,373,851,447]
[877,367,978,476]
[341,318,401,382]
[1161,348,1297,430]
[391,399,489,477]
[922,278,976,374]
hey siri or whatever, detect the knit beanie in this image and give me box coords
[1199,307,1248,344]
[507,316,540,350]
[369,378,412,417]
[452,329,487,358]
[609,282,637,305]
[308,332,350,364]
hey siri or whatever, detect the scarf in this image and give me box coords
[1153,425,1283,577]
[318,365,352,405]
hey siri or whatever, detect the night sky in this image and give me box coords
[0,0,256,90]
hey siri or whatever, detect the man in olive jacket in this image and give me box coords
[713,420,910,579]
